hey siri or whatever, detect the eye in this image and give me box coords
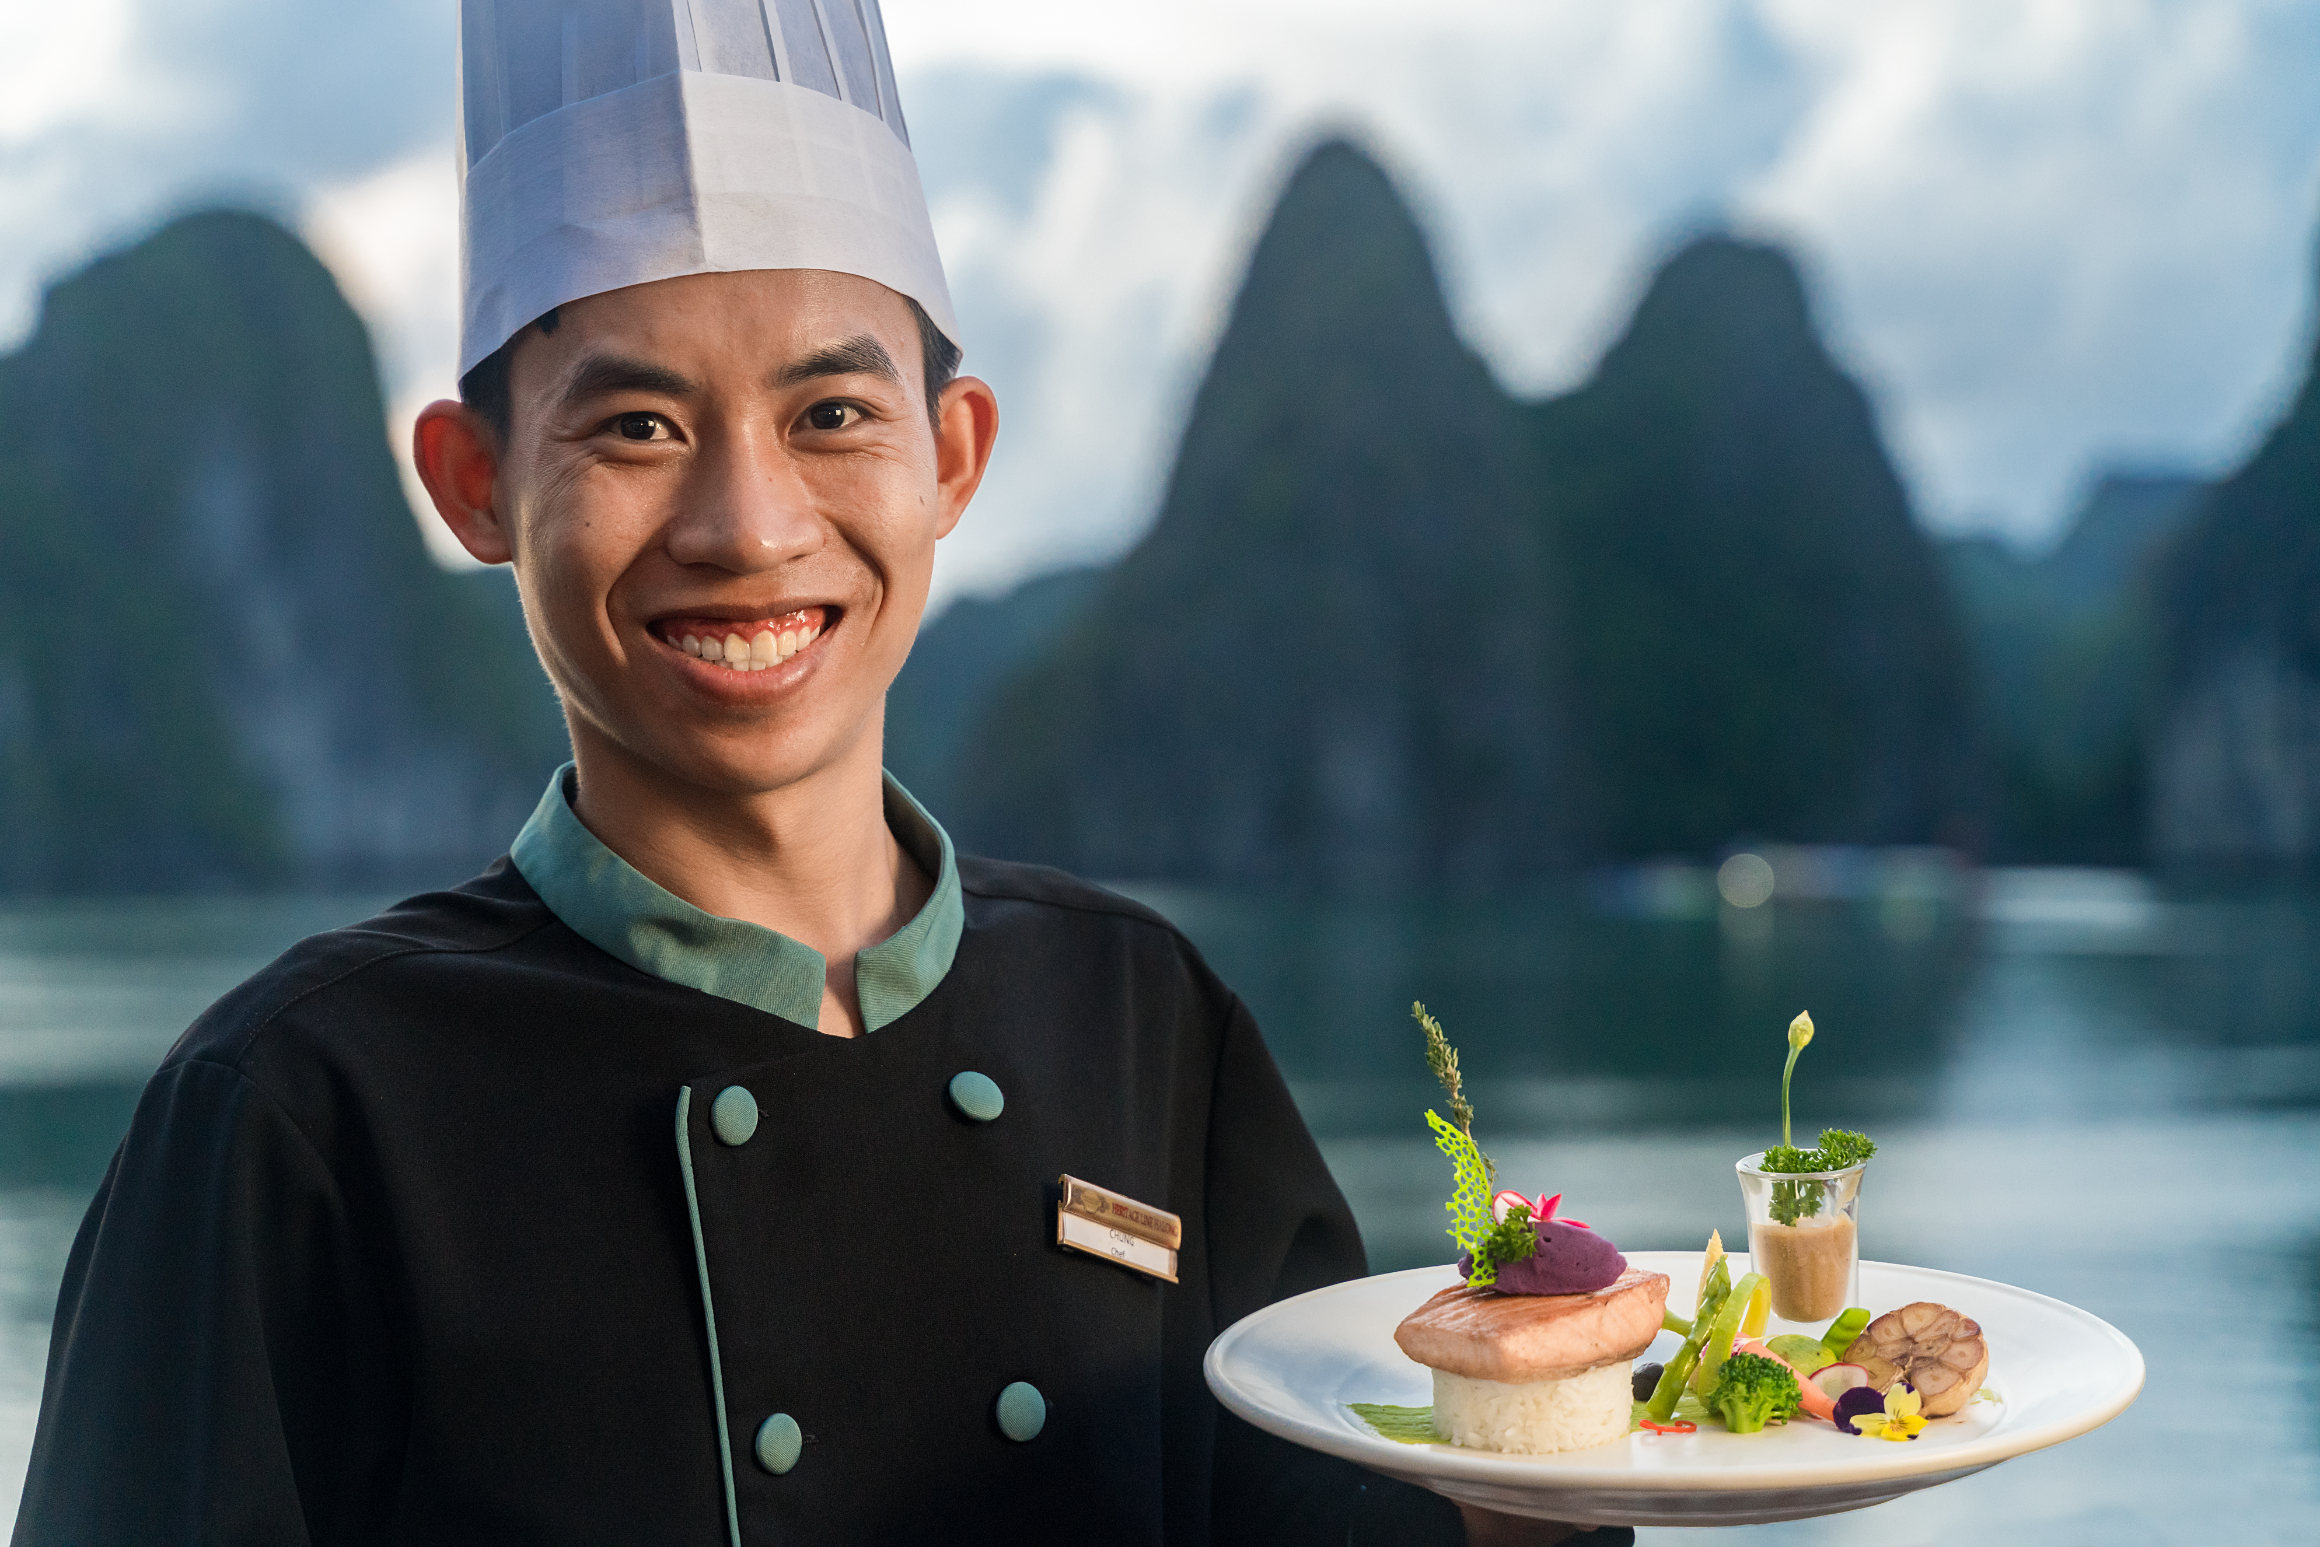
[614,412,669,441]
[804,401,860,432]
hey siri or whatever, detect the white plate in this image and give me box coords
[1204,1252,2144,1527]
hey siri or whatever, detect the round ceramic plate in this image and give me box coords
[1204,1252,2144,1527]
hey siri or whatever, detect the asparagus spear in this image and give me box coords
[1645,1258,1730,1421]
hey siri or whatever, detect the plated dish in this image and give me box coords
[1205,1007,2142,1526]
[1204,1252,2144,1526]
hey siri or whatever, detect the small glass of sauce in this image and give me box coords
[1734,1152,1866,1324]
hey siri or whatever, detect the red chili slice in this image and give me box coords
[1639,1419,1697,1435]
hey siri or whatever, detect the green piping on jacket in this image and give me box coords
[676,1087,742,1547]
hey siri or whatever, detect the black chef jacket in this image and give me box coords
[12,855,1473,1546]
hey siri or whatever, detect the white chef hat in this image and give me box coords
[457,0,956,377]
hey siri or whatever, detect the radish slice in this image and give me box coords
[1813,1363,1874,1401]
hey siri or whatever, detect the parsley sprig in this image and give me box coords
[1760,1128,1878,1224]
[1466,1199,1541,1285]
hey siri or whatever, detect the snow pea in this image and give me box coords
[1816,1307,1871,1368]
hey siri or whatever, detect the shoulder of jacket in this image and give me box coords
[165,860,559,1073]
[956,854,1186,934]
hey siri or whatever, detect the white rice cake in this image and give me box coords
[1431,1360,1634,1454]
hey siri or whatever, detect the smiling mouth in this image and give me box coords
[654,607,831,672]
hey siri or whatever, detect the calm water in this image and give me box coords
[1,873,2314,1541]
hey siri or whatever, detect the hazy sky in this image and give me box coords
[5,0,2319,608]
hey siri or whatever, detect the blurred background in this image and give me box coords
[3,1,2318,1540]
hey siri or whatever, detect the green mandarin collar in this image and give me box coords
[510,764,963,1033]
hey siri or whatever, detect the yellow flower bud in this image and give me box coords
[1788,1011,1814,1051]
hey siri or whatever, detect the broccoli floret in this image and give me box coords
[1707,1351,1802,1434]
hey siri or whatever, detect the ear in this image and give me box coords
[931,376,1000,541]
[414,400,515,564]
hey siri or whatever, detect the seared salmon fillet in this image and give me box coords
[1394,1266,1671,1382]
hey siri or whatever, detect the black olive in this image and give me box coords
[1632,1362,1664,1402]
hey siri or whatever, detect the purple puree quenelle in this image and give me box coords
[1462,1220,1628,1296]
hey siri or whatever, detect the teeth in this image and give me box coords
[673,617,824,671]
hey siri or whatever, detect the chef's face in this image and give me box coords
[426,269,997,798]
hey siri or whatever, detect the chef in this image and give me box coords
[14,4,1622,1544]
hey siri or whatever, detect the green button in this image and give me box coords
[947,1071,1004,1122]
[754,1411,802,1474]
[995,1380,1045,1442]
[712,1085,759,1147]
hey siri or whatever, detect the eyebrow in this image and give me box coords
[556,353,696,409]
[774,335,902,390]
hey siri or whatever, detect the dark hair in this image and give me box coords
[457,292,962,441]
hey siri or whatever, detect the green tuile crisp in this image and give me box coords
[1425,1109,1498,1269]
[1708,1351,1802,1434]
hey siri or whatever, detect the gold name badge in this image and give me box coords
[1056,1175,1181,1284]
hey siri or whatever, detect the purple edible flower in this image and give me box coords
[1831,1385,1886,1435]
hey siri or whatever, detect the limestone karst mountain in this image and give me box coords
[2151,279,2320,863]
[1945,472,2205,863]
[12,167,2277,890]
[944,141,1574,886]
[1534,235,1976,857]
[884,565,1104,821]
[923,145,1977,878]
[0,211,565,892]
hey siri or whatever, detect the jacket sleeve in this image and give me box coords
[12,1057,404,1547]
[1202,994,1466,1547]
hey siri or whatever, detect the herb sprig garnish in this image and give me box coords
[1761,1011,1876,1224]
[1761,1130,1879,1223]
[1415,1002,1478,1142]
[1781,1013,1810,1146]
[1764,1130,1877,1175]
[1415,1003,1506,1279]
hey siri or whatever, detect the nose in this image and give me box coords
[661,418,821,573]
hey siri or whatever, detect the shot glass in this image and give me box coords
[1734,1152,1865,1326]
